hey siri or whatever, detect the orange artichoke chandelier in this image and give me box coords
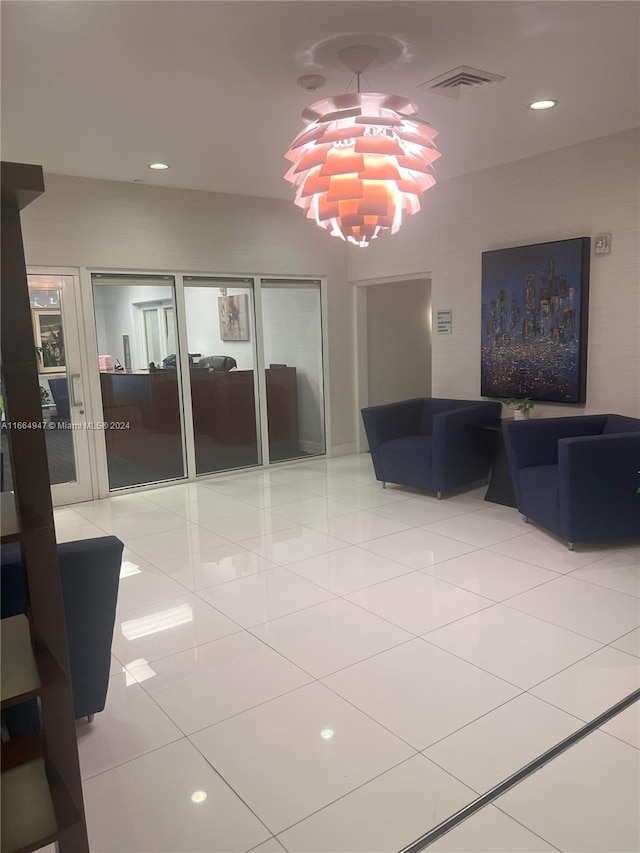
[284,46,440,248]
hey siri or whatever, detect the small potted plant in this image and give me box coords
[503,398,535,420]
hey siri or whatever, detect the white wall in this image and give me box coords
[349,129,640,419]
[365,279,432,407]
[93,282,175,369]
[184,285,255,370]
[21,175,355,452]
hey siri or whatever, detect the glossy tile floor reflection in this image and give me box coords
[55,454,640,853]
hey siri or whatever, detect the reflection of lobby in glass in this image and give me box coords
[261,280,326,463]
[92,274,186,489]
[184,278,262,476]
[184,277,325,476]
[1,279,77,489]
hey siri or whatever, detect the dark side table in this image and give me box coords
[478,419,517,507]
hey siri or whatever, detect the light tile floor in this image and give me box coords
[56,453,640,852]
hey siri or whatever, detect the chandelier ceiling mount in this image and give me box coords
[337,44,379,78]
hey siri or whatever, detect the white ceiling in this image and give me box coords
[2,1,638,200]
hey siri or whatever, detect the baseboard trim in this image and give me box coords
[328,442,359,457]
[298,440,324,455]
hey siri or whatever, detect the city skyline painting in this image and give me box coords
[481,237,590,403]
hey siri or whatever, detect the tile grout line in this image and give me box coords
[417,618,601,692]
[64,467,639,851]
[118,576,580,738]
[397,688,640,853]
[82,488,634,710]
[84,673,280,846]
[264,754,454,845]
[417,752,564,853]
[118,595,628,761]
[497,595,637,645]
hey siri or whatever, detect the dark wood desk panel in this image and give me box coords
[191,367,299,463]
[99,367,301,481]
[190,369,257,446]
[100,371,149,427]
[265,367,299,461]
[100,370,181,433]
[99,371,184,487]
[189,369,259,473]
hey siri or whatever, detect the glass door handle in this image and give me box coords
[69,373,83,407]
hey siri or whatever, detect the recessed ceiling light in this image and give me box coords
[148,162,170,170]
[191,791,207,804]
[528,100,558,111]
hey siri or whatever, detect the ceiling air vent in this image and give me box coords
[418,65,505,99]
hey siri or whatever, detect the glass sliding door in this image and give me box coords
[91,274,186,489]
[260,279,325,462]
[184,277,261,474]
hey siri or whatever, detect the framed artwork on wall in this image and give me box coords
[33,309,66,373]
[481,237,590,403]
[218,294,250,341]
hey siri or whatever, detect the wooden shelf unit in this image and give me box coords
[1,755,83,853]
[1,614,68,710]
[1,492,48,544]
[1,615,42,708]
[1,162,89,852]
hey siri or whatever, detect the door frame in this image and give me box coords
[27,267,97,505]
[352,272,432,452]
[176,273,263,476]
[81,268,191,498]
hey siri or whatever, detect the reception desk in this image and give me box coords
[100,370,183,487]
[100,369,181,432]
[190,366,299,467]
[99,366,299,485]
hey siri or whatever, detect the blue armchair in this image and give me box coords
[361,397,502,497]
[503,415,640,548]
[47,377,70,421]
[1,535,123,732]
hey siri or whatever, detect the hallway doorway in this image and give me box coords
[355,276,432,450]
